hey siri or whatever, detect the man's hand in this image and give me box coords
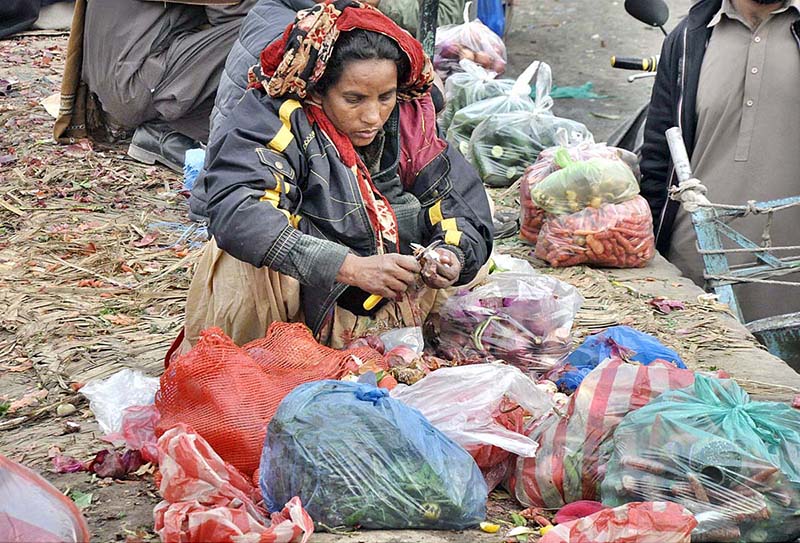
[420,248,461,289]
[336,253,420,299]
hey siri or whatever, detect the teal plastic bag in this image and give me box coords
[260,380,488,530]
[601,375,800,542]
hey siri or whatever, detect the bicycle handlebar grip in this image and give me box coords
[610,56,659,72]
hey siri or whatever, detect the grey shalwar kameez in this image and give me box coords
[81,0,256,141]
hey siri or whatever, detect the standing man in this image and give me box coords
[640,0,800,321]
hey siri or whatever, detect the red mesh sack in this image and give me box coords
[243,322,384,382]
[156,324,383,477]
[156,329,275,476]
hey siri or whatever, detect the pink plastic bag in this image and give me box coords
[102,404,160,463]
[154,424,313,543]
[0,454,90,543]
[508,358,696,508]
[541,501,697,543]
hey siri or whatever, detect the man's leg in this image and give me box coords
[127,2,256,170]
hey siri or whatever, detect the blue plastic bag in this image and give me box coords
[477,0,504,37]
[260,380,488,530]
[602,375,800,542]
[182,148,205,192]
[555,326,685,391]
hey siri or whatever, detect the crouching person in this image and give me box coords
[181,0,493,349]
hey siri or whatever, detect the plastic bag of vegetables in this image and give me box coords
[436,270,583,373]
[508,357,696,508]
[467,75,594,186]
[534,196,656,268]
[520,142,626,244]
[446,60,545,156]
[260,380,488,530]
[440,59,514,132]
[601,375,800,543]
[530,148,639,215]
[392,364,554,489]
[434,1,506,80]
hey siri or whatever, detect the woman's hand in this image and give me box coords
[420,248,462,289]
[336,253,420,299]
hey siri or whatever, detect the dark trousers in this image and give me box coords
[82,0,255,141]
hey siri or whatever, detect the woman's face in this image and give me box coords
[318,58,398,148]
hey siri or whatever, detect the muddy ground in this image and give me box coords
[1,0,694,542]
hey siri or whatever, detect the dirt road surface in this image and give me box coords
[0,1,755,543]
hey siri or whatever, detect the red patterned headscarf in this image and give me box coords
[251,0,434,101]
[248,0,435,253]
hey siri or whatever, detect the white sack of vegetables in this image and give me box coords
[440,59,515,132]
[260,380,488,530]
[467,68,594,187]
[436,270,583,372]
[446,60,545,158]
[434,1,507,80]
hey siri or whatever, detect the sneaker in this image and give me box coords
[493,209,520,240]
[127,120,196,173]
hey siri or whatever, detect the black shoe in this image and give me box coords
[127,121,197,174]
[493,209,520,240]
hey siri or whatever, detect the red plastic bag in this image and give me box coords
[0,454,90,543]
[154,424,314,543]
[535,196,656,268]
[541,501,697,543]
[102,404,160,463]
[508,358,696,508]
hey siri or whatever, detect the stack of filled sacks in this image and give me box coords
[521,143,655,268]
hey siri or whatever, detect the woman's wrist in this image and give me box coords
[336,253,359,285]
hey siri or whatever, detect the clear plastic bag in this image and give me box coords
[434,1,507,80]
[508,358,696,508]
[601,375,800,543]
[520,142,625,244]
[541,501,697,543]
[260,380,488,530]
[391,364,554,482]
[466,67,593,187]
[530,148,639,215]
[436,270,583,372]
[379,326,424,354]
[80,368,159,434]
[440,59,514,131]
[0,454,90,543]
[446,60,544,156]
[535,195,656,268]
